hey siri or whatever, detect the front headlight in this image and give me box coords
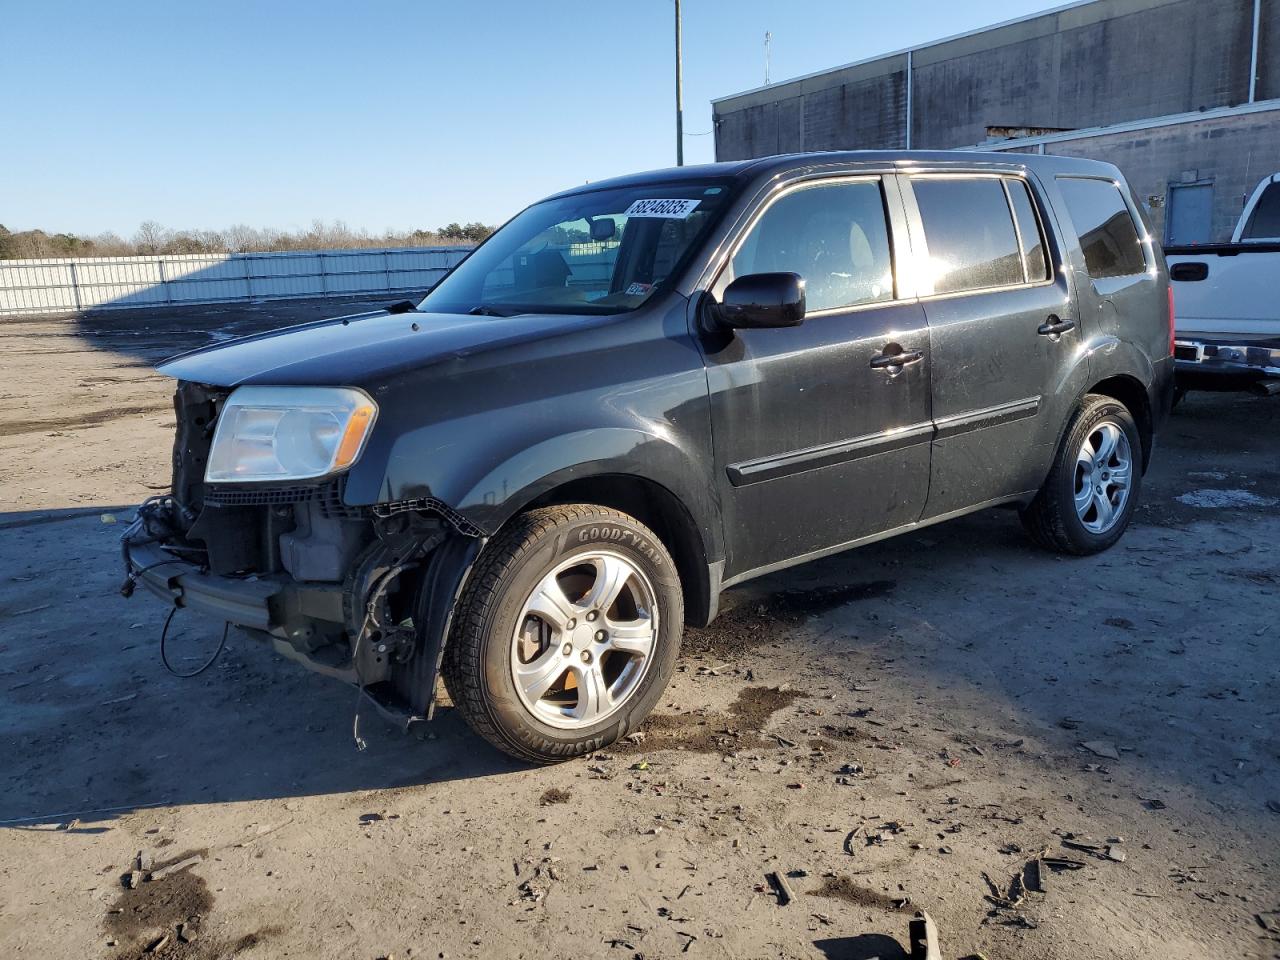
[205,386,377,483]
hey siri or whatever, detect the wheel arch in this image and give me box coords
[1086,374,1153,472]
[518,473,720,628]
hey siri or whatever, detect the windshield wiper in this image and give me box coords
[468,305,514,317]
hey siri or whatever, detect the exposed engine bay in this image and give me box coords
[121,381,483,730]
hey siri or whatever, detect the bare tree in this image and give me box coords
[133,220,170,255]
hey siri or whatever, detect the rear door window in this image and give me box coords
[729,179,894,313]
[1057,178,1147,278]
[910,178,1025,294]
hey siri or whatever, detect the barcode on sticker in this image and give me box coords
[624,198,700,219]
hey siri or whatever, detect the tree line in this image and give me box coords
[0,219,494,260]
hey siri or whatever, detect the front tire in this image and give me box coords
[1020,394,1143,555]
[442,505,683,763]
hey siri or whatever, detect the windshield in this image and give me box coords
[420,181,733,316]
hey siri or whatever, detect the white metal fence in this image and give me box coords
[0,246,473,316]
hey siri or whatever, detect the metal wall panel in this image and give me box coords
[0,247,472,316]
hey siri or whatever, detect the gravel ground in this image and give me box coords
[0,299,1277,960]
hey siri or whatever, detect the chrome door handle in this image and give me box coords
[1037,316,1076,337]
[870,349,924,370]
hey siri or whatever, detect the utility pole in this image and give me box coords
[675,0,684,166]
[764,31,771,85]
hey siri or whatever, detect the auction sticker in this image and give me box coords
[624,198,700,219]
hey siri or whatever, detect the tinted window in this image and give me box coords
[1006,179,1050,282]
[912,178,1023,294]
[1058,178,1146,278]
[730,180,893,312]
[1241,183,1280,240]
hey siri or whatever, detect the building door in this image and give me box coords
[1165,182,1213,245]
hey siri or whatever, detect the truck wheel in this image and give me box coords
[442,505,682,763]
[1020,394,1143,556]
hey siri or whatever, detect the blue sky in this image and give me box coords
[2,0,1062,237]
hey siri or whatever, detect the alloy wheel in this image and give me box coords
[509,550,658,729]
[1073,421,1133,534]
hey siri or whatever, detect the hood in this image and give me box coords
[157,309,602,387]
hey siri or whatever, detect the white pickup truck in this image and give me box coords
[1164,173,1280,395]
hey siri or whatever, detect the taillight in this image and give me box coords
[1167,285,1176,357]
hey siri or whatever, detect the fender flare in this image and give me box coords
[451,426,723,562]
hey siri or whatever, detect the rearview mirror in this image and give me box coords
[589,218,617,242]
[712,272,806,329]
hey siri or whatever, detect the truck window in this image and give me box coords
[1005,179,1050,283]
[1057,178,1147,278]
[911,177,1024,294]
[1241,183,1280,240]
[729,180,894,313]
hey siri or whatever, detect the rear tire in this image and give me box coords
[1020,394,1143,555]
[442,505,682,763]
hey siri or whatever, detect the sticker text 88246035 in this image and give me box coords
[623,198,701,219]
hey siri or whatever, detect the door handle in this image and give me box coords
[1037,316,1076,337]
[870,349,924,370]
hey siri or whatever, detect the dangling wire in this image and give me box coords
[159,606,229,678]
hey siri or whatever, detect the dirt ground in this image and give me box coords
[1,298,1277,960]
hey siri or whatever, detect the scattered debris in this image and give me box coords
[909,911,940,960]
[539,788,571,806]
[766,870,795,906]
[843,826,864,855]
[148,853,203,882]
[11,603,52,617]
[1041,857,1087,872]
[1061,838,1108,858]
[1080,740,1121,761]
[1022,858,1043,894]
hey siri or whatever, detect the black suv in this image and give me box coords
[124,152,1174,762]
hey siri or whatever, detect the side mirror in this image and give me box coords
[711,272,806,329]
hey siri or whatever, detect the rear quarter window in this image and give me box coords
[1057,178,1147,279]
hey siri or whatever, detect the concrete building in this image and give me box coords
[712,0,1280,243]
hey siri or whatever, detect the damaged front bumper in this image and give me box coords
[121,379,486,733]
[121,493,482,730]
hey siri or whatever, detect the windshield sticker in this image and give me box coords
[624,281,653,296]
[624,198,701,219]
